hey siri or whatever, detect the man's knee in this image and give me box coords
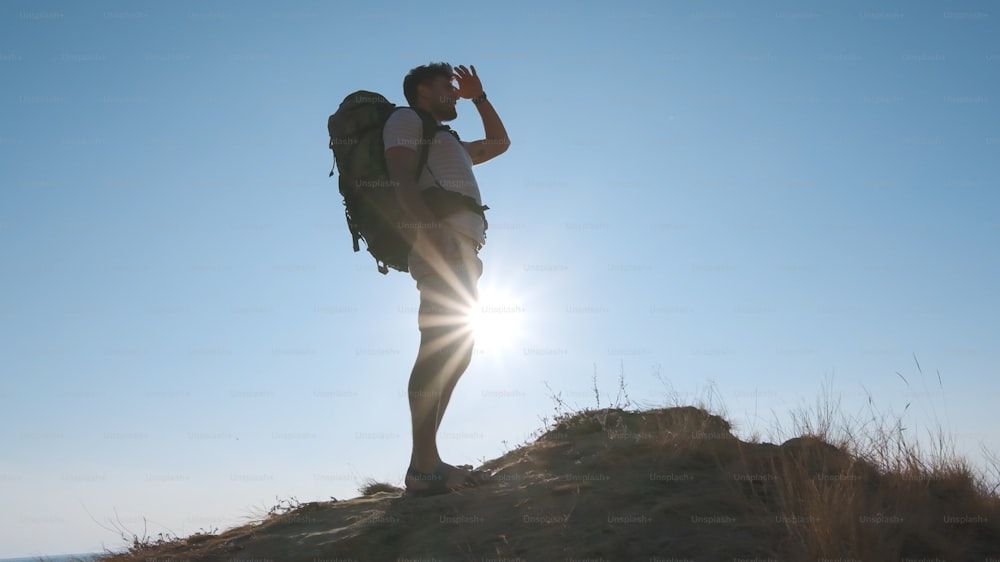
[417,326,474,367]
[418,325,473,353]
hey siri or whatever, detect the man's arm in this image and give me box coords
[464,97,511,165]
[386,146,440,243]
[383,108,450,249]
[454,64,511,165]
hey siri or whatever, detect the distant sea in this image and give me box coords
[0,555,102,562]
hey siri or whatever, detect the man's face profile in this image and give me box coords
[420,75,458,121]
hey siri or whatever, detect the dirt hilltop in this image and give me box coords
[96,406,1000,561]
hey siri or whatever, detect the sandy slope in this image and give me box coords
[95,407,1000,562]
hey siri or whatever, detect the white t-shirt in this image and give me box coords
[383,108,486,246]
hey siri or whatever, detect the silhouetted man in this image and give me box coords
[383,63,510,495]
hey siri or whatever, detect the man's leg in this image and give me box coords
[407,322,474,468]
[406,250,481,490]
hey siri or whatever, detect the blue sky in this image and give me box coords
[1,0,998,557]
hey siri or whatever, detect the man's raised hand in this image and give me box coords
[453,64,484,100]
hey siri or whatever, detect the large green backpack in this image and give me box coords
[328,91,438,274]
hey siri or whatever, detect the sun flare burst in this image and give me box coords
[468,285,524,353]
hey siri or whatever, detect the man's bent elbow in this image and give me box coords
[493,138,511,156]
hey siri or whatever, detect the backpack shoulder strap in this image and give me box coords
[402,107,443,182]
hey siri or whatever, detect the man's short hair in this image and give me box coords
[403,62,453,107]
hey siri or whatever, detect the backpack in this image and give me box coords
[327,91,439,274]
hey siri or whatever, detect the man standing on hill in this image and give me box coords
[383,63,510,495]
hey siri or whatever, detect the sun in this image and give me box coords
[468,285,523,353]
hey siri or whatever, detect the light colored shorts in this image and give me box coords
[408,228,483,332]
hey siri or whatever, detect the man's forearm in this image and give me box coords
[395,181,440,234]
[475,98,510,148]
[396,181,437,223]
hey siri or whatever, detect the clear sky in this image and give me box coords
[1,0,998,557]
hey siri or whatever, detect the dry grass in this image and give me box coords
[357,478,404,496]
[535,363,1000,560]
[758,374,1000,560]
